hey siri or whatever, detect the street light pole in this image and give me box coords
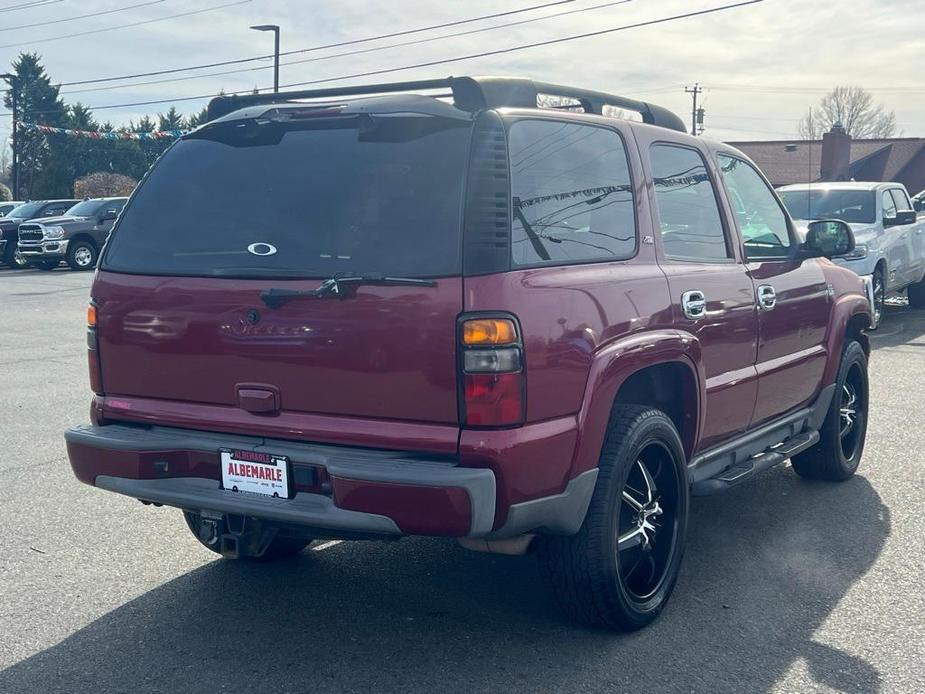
[250,24,280,93]
[1,73,18,198]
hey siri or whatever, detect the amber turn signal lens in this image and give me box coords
[462,318,517,346]
[87,304,97,328]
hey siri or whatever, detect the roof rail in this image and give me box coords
[206,76,686,133]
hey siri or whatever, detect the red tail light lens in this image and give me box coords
[459,316,524,427]
[463,373,523,426]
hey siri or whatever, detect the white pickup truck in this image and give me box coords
[779,182,925,324]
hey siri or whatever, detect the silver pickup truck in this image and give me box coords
[779,182,925,325]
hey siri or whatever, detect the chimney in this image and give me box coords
[820,122,851,181]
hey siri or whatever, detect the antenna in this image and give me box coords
[807,107,813,219]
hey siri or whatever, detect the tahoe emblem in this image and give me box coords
[247,242,277,256]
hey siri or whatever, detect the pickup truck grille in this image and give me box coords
[18,225,43,243]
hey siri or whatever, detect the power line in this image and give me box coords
[61,0,637,96]
[57,0,576,87]
[709,83,925,94]
[0,0,167,33]
[0,0,62,13]
[1,0,766,116]
[0,0,252,50]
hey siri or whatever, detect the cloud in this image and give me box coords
[0,0,922,143]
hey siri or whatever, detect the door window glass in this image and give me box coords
[718,154,792,259]
[650,144,729,261]
[882,191,897,219]
[890,188,912,212]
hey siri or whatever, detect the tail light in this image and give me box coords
[87,301,103,395]
[459,316,525,427]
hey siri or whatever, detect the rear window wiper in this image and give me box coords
[261,274,438,308]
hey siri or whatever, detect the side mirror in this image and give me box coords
[100,210,118,222]
[886,209,917,226]
[803,219,855,259]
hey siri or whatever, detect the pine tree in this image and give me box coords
[157,106,185,132]
[3,53,68,198]
[187,106,209,129]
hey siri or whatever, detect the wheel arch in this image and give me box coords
[68,232,98,249]
[823,294,872,385]
[570,330,704,478]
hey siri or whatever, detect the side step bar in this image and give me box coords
[691,431,820,497]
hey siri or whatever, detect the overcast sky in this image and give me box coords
[0,0,922,146]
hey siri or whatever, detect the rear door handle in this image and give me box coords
[681,290,707,320]
[757,284,776,311]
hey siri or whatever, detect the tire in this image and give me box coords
[66,240,97,271]
[182,510,312,561]
[908,277,925,309]
[538,405,689,630]
[792,340,869,481]
[870,265,885,329]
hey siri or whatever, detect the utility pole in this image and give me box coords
[684,83,703,136]
[1,73,18,198]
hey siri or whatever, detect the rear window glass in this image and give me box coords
[509,120,635,267]
[104,115,472,278]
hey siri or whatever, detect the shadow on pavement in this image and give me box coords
[869,302,925,350]
[0,466,888,693]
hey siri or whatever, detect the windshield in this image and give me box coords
[66,200,106,217]
[9,202,43,219]
[104,115,472,279]
[779,189,877,225]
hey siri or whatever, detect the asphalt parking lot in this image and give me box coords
[0,267,922,694]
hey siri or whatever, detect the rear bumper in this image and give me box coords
[66,423,497,538]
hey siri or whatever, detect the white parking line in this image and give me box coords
[312,540,343,552]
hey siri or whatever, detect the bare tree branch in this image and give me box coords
[797,86,898,139]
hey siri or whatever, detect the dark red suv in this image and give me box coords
[66,77,872,630]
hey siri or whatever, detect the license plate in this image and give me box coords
[220,449,291,499]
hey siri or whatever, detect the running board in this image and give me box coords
[691,431,820,497]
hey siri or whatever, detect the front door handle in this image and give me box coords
[757,284,777,311]
[681,290,707,320]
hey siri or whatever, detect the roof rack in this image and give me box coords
[206,76,687,133]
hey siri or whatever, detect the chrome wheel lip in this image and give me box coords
[615,441,680,602]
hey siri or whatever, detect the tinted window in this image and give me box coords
[104,115,471,278]
[509,120,635,266]
[779,189,877,224]
[718,155,791,258]
[650,144,728,261]
[890,188,912,212]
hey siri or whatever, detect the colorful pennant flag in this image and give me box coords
[20,122,186,141]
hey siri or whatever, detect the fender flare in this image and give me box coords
[569,329,704,479]
[823,292,872,385]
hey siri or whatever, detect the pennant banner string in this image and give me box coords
[20,122,186,141]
